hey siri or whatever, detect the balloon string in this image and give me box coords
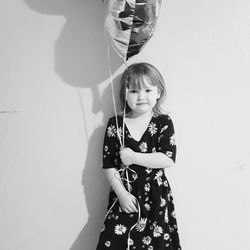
[127,201,141,250]
[122,59,128,147]
[102,165,141,249]
[104,20,141,250]
[104,25,123,147]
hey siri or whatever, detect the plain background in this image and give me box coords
[1,0,250,249]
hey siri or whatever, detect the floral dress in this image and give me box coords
[96,114,181,250]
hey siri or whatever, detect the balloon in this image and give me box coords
[105,0,162,61]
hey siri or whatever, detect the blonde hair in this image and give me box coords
[120,62,167,115]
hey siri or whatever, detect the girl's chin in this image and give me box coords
[132,108,153,116]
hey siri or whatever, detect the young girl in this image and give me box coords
[96,63,181,250]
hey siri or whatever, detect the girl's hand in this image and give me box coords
[119,147,136,166]
[118,191,138,213]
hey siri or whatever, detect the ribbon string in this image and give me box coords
[104,20,141,250]
[104,165,141,250]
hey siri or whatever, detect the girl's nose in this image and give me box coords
[138,90,145,100]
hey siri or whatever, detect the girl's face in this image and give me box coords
[126,77,160,116]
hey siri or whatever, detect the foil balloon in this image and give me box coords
[105,0,162,61]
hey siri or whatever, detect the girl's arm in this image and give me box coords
[102,117,138,213]
[120,148,174,169]
[104,168,138,213]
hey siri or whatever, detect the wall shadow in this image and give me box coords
[24,0,121,88]
[22,0,123,249]
[72,75,122,250]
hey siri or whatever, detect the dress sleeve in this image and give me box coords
[157,115,177,163]
[102,117,120,169]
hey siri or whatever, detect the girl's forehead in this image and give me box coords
[128,75,155,89]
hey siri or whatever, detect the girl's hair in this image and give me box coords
[120,62,167,115]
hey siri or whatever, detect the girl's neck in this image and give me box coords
[126,110,154,120]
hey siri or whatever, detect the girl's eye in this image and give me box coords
[145,89,152,93]
[129,89,137,93]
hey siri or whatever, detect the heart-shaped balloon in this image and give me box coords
[105,0,162,61]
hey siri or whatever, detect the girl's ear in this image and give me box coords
[157,89,161,99]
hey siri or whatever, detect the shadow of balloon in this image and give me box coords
[24,0,121,88]
[23,0,123,249]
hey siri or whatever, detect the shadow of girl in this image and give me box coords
[70,125,109,250]
[70,76,122,250]
[22,0,123,249]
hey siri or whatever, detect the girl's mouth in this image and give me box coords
[137,102,147,105]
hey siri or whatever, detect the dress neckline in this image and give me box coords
[124,115,155,143]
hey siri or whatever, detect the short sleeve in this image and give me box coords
[157,115,177,163]
[102,117,120,169]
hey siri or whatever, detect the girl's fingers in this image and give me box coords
[123,208,130,213]
[130,196,138,212]
[133,206,138,213]
[132,197,137,204]
[129,203,138,213]
[120,195,139,213]
[124,207,133,213]
[122,204,138,213]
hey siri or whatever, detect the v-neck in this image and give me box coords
[124,115,154,143]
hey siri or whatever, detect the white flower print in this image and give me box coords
[148,122,157,136]
[145,168,152,174]
[104,145,108,152]
[160,197,166,207]
[144,203,151,211]
[154,170,163,186]
[163,180,168,187]
[139,142,148,153]
[160,125,168,133]
[142,236,152,245]
[164,207,169,223]
[166,151,173,158]
[164,233,170,241]
[170,133,176,146]
[136,218,147,232]
[114,224,127,235]
[171,210,176,218]
[167,191,173,201]
[148,246,154,250]
[153,225,163,237]
[107,125,116,137]
[105,241,111,247]
[152,147,156,153]
[117,127,123,139]
[158,134,163,143]
[144,183,150,192]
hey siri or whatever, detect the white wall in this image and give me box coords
[0,0,250,249]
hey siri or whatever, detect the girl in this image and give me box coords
[96,63,181,250]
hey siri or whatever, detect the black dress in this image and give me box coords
[96,114,181,250]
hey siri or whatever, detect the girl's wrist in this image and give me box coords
[132,152,139,165]
[117,189,129,199]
